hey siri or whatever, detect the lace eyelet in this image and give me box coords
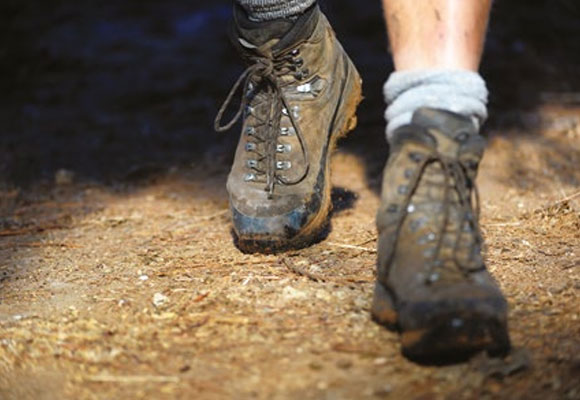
[291,48,300,56]
[245,126,255,136]
[418,232,436,245]
[280,127,295,136]
[290,106,300,119]
[276,161,292,170]
[245,142,256,152]
[409,218,425,233]
[246,160,258,168]
[428,272,440,283]
[423,248,435,258]
[244,173,256,182]
[294,69,309,80]
[276,144,291,153]
[409,152,424,162]
[466,160,479,170]
[456,132,470,142]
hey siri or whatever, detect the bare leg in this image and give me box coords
[383,0,492,71]
[381,0,493,135]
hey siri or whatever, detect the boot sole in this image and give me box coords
[235,54,363,254]
[371,282,511,363]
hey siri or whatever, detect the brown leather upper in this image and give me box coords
[224,8,358,220]
[376,109,506,319]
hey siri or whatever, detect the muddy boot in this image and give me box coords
[215,5,362,253]
[372,108,511,361]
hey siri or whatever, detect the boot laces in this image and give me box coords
[214,43,309,198]
[391,149,484,283]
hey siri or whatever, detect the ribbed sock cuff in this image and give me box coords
[384,69,489,138]
[236,0,316,21]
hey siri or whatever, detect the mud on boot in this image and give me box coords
[215,5,362,253]
[372,108,511,362]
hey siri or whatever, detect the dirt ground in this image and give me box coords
[1,1,579,399]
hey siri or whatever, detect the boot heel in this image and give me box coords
[333,56,363,142]
[371,282,398,330]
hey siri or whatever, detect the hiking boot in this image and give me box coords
[215,5,362,253]
[372,108,511,361]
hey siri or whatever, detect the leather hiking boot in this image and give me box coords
[372,108,510,361]
[215,5,362,253]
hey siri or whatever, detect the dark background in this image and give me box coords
[0,0,579,187]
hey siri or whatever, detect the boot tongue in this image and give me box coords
[233,4,319,52]
[234,5,295,47]
[412,108,477,141]
[411,108,482,158]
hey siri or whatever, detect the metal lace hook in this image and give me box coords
[275,94,310,186]
[382,155,433,270]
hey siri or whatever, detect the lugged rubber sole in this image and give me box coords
[234,55,363,254]
[371,282,511,364]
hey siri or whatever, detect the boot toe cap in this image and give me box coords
[232,205,311,240]
[397,287,510,360]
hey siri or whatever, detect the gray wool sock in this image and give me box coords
[384,69,489,138]
[235,0,316,21]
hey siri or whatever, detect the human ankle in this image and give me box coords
[235,0,316,22]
